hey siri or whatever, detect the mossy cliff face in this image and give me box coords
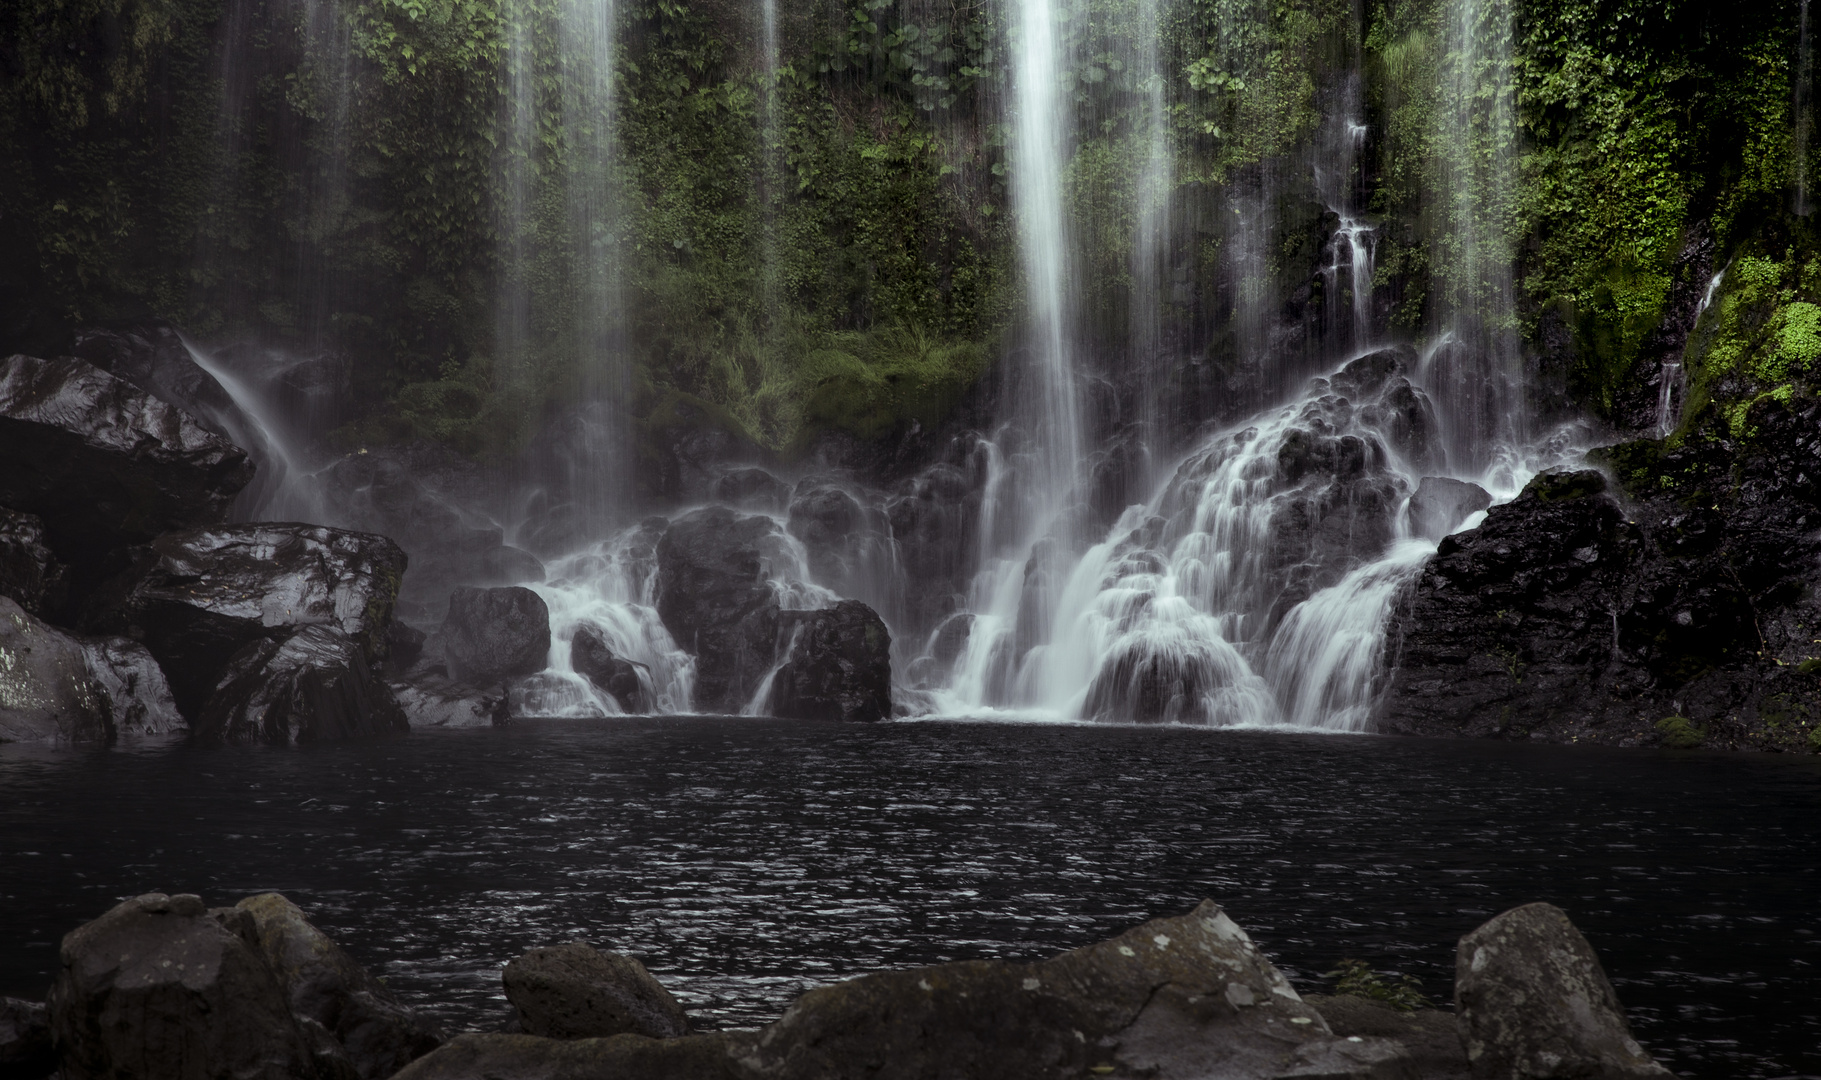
[0,0,1814,463]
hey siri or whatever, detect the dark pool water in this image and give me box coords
[1,719,1816,1078]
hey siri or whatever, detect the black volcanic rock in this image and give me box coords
[0,508,66,617]
[0,996,53,1080]
[0,596,112,743]
[1383,396,1821,750]
[502,943,691,1041]
[571,625,652,714]
[237,893,444,1079]
[195,626,409,744]
[1455,903,1670,1078]
[440,586,550,687]
[95,523,407,719]
[48,893,317,1080]
[0,354,254,575]
[712,467,791,513]
[656,507,785,712]
[765,601,892,722]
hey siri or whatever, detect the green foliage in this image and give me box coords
[1655,715,1708,749]
[1324,959,1429,1011]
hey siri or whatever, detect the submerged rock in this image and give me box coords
[0,596,111,743]
[79,635,184,738]
[195,626,409,744]
[765,601,893,723]
[1455,903,1670,1079]
[0,508,66,618]
[96,523,407,718]
[0,996,53,1080]
[0,354,253,575]
[47,893,317,1080]
[440,586,550,687]
[570,625,652,713]
[502,943,691,1041]
[656,507,785,712]
[236,893,444,1079]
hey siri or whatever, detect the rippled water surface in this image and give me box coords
[2,719,1816,1079]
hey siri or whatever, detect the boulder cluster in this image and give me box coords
[0,337,898,741]
[1,895,1672,1080]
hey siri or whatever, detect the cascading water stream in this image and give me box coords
[1656,268,1726,437]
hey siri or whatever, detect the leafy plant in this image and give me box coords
[1655,715,1708,749]
[1323,959,1429,1011]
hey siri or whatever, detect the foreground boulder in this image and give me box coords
[656,508,787,712]
[96,523,406,717]
[766,600,892,722]
[0,354,253,575]
[1455,903,1669,1079]
[570,625,653,714]
[0,596,111,743]
[440,586,550,687]
[236,893,443,1078]
[196,626,409,744]
[395,901,1407,1080]
[503,943,690,1040]
[1406,477,1492,541]
[0,996,53,1079]
[47,893,317,1080]
[0,508,66,617]
[1303,994,1468,1079]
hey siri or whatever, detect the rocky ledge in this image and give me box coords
[3,894,1675,1080]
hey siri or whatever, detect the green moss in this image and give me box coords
[1655,715,1708,749]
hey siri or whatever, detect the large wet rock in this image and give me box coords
[656,507,787,712]
[47,892,317,1080]
[502,943,690,1041]
[1385,397,1821,749]
[0,596,111,743]
[440,586,550,687]
[0,996,54,1080]
[236,893,443,1079]
[1455,903,1670,1079]
[1303,994,1468,1079]
[0,354,253,574]
[570,625,653,714]
[712,467,791,514]
[195,626,410,744]
[79,636,184,737]
[0,508,66,618]
[96,523,406,718]
[765,601,892,722]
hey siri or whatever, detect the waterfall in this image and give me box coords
[495,2,539,415]
[1657,269,1726,437]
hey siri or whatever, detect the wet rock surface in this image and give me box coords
[0,354,254,576]
[1384,399,1821,749]
[195,625,409,744]
[712,467,791,514]
[1303,995,1468,1079]
[0,596,111,743]
[1455,903,1669,1079]
[570,625,653,713]
[765,600,893,723]
[47,893,317,1080]
[236,893,443,1079]
[391,1032,746,1080]
[0,996,53,1080]
[78,635,184,737]
[656,507,786,712]
[95,523,407,719]
[1407,477,1492,541]
[502,943,691,1041]
[439,586,551,688]
[0,509,65,618]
